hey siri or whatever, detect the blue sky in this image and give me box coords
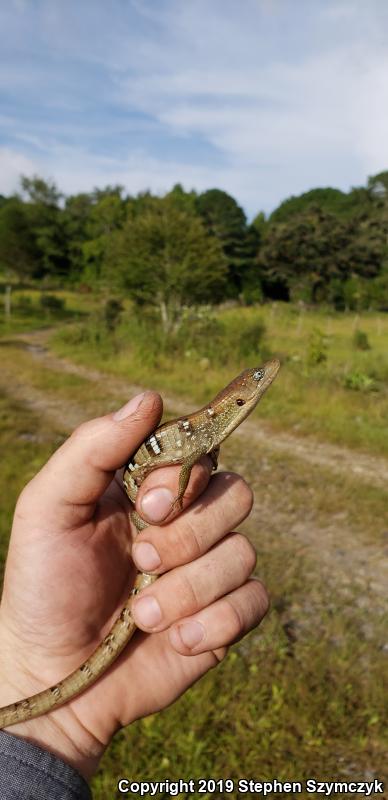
[1,0,387,217]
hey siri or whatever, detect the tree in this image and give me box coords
[81,191,127,285]
[0,197,40,279]
[20,175,62,207]
[107,196,228,330]
[259,206,385,305]
[20,175,68,278]
[367,170,388,199]
[62,193,94,280]
[251,211,267,237]
[196,189,259,298]
[269,187,359,224]
[90,185,125,203]
[165,183,197,213]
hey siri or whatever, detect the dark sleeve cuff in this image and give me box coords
[0,730,92,800]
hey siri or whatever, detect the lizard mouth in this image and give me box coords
[261,358,281,376]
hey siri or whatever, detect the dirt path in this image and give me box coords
[1,328,387,607]
[7,327,388,491]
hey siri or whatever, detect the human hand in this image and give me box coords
[0,391,269,779]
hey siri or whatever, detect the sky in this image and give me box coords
[1,0,388,217]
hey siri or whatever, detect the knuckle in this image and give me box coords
[171,516,203,564]
[16,466,49,510]
[231,478,254,514]
[181,515,204,560]
[231,533,257,576]
[15,481,35,511]
[71,420,90,440]
[250,579,270,617]
[175,570,201,614]
[224,597,245,638]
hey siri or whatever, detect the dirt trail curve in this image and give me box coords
[4,327,387,493]
[1,328,387,606]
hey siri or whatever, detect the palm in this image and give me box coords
[2,472,214,738]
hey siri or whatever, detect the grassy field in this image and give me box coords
[2,287,388,457]
[51,297,388,457]
[0,289,387,798]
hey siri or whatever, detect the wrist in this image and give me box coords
[0,637,106,780]
[1,710,103,780]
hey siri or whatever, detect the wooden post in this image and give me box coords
[4,284,12,318]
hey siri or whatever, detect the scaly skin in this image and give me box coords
[0,359,280,727]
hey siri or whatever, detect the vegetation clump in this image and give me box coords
[306,328,329,366]
[39,293,65,312]
[343,371,376,392]
[352,328,371,351]
[1,171,388,313]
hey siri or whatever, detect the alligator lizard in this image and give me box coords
[0,358,280,727]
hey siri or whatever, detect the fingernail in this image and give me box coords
[133,596,162,628]
[140,487,174,522]
[113,392,147,422]
[132,542,161,571]
[178,620,205,648]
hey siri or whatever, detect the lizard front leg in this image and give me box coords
[170,448,213,513]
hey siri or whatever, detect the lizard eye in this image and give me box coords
[236,398,245,406]
[253,369,265,381]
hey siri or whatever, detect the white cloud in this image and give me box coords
[352,55,388,172]
[110,2,388,209]
[116,46,388,205]
[0,147,38,194]
[1,0,388,213]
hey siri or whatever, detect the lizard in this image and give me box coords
[0,358,280,728]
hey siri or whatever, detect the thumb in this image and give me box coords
[19,391,162,529]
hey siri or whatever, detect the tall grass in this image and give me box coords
[51,300,388,457]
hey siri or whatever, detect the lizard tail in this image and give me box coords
[0,572,156,728]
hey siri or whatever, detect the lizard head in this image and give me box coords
[207,358,280,442]
[239,358,281,404]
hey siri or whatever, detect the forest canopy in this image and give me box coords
[1,172,388,315]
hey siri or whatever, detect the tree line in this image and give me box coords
[1,172,388,325]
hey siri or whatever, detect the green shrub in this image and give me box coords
[235,318,266,360]
[306,328,328,366]
[104,298,123,332]
[343,371,376,392]
[118,306,266,369]
[39,293,65,312]
[352,329,371,351]
[171,307,225,362]
[15,294,32,310]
